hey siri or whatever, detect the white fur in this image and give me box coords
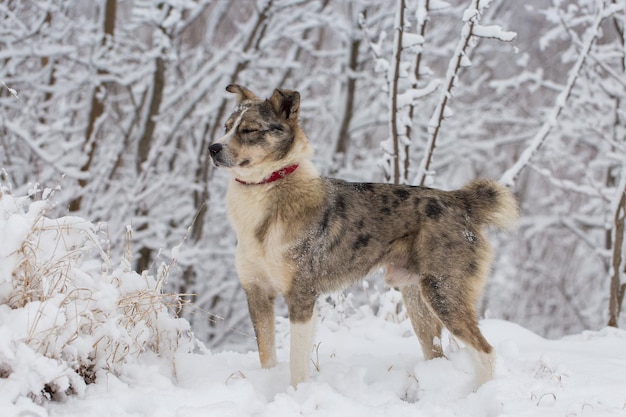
[289,315,317,387]
[469,347,495,389]
[227,159,319,295]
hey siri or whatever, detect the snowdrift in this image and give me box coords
[0,186,193,405]
[1,186,626,417]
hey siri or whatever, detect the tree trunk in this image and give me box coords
[335,37,361,159]
[69,0,117,212]
[134,53,167,273]
[136,56,166,173]
[608,20,626,324]
[608,184,626,327]
[388,0,405,185]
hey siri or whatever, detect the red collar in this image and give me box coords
[235,164,299,185]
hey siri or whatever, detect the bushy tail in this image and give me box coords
[457,179,519,230]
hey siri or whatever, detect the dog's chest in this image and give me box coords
[227,185,294,290]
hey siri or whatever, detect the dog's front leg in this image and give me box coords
[286,291,317,387]
[244,284,277,369]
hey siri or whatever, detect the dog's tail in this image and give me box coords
[457,179,519,230]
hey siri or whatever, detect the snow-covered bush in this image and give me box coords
[0,184,193,402]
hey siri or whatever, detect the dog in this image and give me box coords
[209,84,518,389]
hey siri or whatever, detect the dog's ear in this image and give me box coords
[226,84,258,102]
[268,88,300,123]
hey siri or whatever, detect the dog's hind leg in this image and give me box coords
[244,284,278,369]
[418,273,495,388]
[286,291,317,387]
[400,284,443,360]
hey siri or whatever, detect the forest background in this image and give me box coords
[1,0,625,350]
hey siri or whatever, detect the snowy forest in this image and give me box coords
[1,0,625,354]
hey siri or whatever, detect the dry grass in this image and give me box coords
[0,185,193,402]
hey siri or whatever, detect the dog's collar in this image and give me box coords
[235,164,299,185]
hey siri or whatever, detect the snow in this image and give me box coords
[15,317,626,417]
[1,81,18,99]
[396,80,441,108]
[472,24,517,42]
[401,33,425,50]
[1,188,626,417]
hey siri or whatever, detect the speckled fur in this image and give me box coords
[209,84,519,388]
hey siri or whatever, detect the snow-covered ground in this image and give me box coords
[8,315,625,417]
[1,188,626,417]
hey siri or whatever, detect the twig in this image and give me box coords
[311,342,322,372]
[1,80,19,98]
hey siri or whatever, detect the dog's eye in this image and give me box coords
[270,124,284,132]
[240,128,256,134]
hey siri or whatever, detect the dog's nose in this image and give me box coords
[208,143,222,157]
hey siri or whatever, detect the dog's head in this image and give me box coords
[209,85,310,183]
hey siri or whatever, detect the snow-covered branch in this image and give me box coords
[500,2,621,187]
[415,0,516,186]
[387,0,407,184]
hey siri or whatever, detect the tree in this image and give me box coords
[2,0,625,346]
[69,0,117,212]
[494,0,626,332]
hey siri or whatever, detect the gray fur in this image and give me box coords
[209,84,519,388]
